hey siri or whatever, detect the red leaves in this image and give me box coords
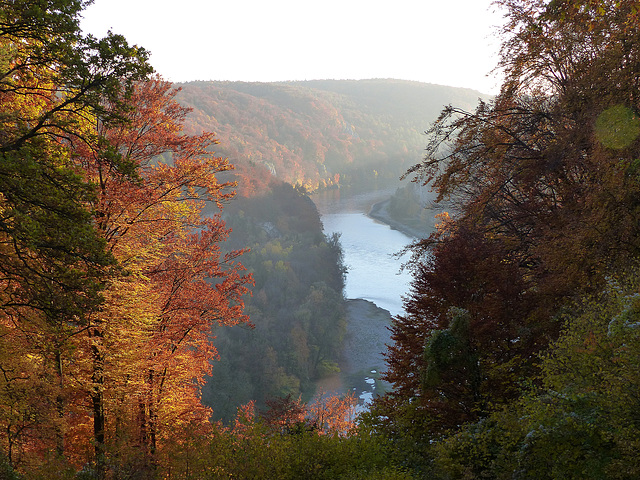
[381,220,544,433]
[50,76,254,464]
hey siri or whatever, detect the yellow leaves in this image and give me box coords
[435,211,453,234]
[41,76,253,459]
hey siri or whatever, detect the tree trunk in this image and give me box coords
[138,399,148,448]
[54,349,65,457]
[148,370,157,455]
[90,326,106,476]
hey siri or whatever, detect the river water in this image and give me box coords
[312,187,415,317]
[311,187,418,409]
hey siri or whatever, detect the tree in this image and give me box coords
[0,0,152,468]
[380,0,640,439]
[203,183,347,422]
[69,77,251,471]
[432,279,640,479]
[378,219,541,438]
[0,3,253,474]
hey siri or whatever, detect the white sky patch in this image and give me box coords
[81,0,506,94]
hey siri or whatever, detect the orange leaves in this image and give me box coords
[260,392,357,437]
[434,211,453,235]
[57,76,253,465]
[306,392,357,436]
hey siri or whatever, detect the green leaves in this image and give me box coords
[595,105,640,150]
[432,279,640,479]
[0,146,111,320]
[423,308,475,389]
[0,0,153,322]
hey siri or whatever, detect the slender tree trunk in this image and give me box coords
[148,370,157,455]
[114,374,129,453]
[143,369,159,476]
[54,348,65,457]
[90,326,106,476]
[138,398,148,449]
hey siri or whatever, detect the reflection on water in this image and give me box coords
[312,187,398,216]
[312,188,414,317]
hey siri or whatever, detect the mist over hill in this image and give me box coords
[176,79,488,421]
[177,79,488,195]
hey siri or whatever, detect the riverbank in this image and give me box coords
[315,298,392,401]
[343,299,392,376]
[368,198,429,239]
[312,188,413,405]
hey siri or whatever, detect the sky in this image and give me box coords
[80,0,506,94]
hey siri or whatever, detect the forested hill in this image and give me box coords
[176,79,487,194]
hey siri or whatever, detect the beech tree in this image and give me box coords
[66,77,252,472]
[377,0,640,441]
[0,0,152,469]
[0,3,252,475]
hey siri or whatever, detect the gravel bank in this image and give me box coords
[342,299,392,376]
[316,192,422,399]
[315,298,393,398]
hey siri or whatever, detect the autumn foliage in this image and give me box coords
[70,77,252,468]
[0,3,253,474]
[374,0,640,464]
[12,0,640,478]
[176,80,485,194]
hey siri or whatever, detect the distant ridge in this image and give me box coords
[176,79,489,195]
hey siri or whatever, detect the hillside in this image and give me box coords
[203,182,347,423]
[176,79,487,194]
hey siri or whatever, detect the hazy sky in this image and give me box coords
[81,0,506,94]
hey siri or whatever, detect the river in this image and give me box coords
[311,186,421,409]
[312,187,415,317]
